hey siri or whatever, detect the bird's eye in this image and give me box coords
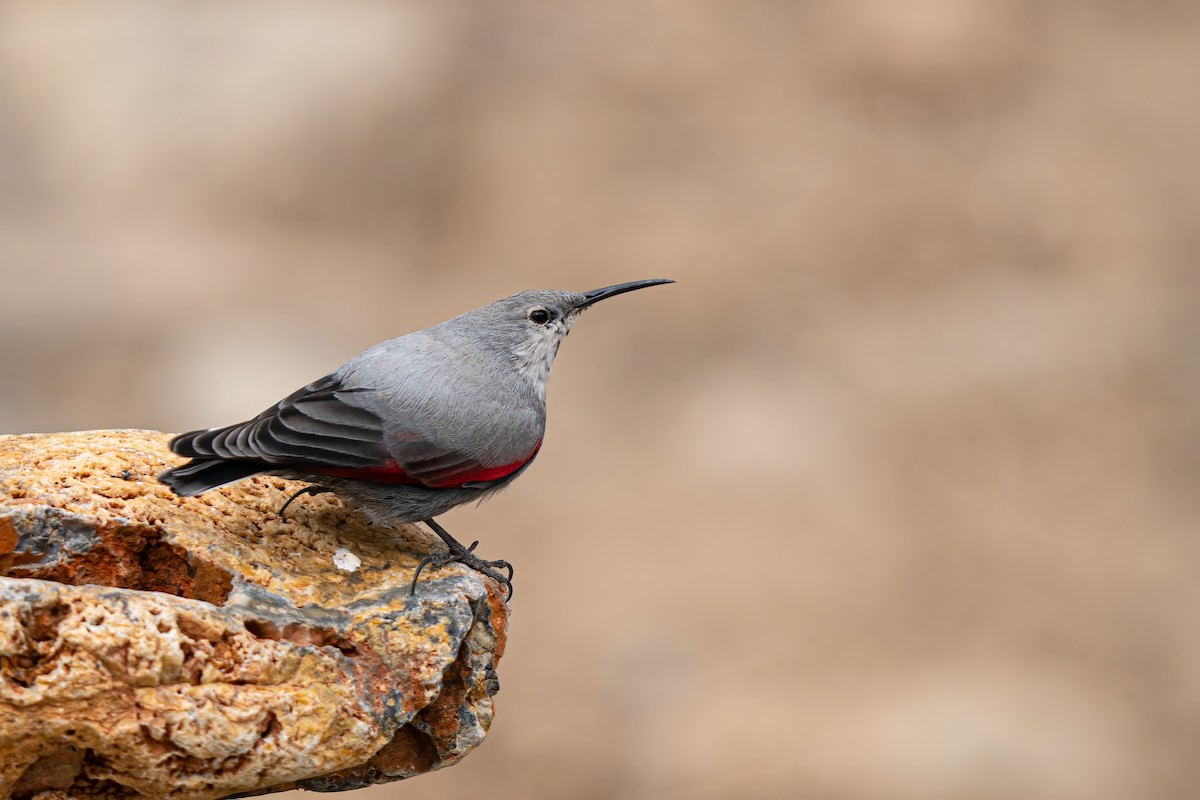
[528,307,552,325]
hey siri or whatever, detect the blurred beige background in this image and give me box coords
[2,1,1199,798]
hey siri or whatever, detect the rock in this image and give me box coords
[0,430,509,799]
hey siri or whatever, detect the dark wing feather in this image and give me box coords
[170,375,390,469]
[158,458,266,496]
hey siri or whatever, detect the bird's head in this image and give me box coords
[452,279,674,397]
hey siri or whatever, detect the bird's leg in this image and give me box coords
[279,485,332,519]
[410,517,514,600]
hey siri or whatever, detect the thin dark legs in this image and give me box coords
[410,518,514,600]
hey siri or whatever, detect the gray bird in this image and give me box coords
[159,279,674,597]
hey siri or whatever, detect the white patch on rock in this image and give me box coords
[333,547,361,573]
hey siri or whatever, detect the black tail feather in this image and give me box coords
[159,459,266,497]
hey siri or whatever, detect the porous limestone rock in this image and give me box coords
[0,430,509,799]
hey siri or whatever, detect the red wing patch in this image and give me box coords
[311,440,542,489]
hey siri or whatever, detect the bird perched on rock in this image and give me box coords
[159,279,674,598]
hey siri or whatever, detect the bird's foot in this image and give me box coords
[411,518,514,600]
[279,485,332,519]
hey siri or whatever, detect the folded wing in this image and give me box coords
[165,374,538,493]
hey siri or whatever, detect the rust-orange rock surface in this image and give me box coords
[0,430,509,799]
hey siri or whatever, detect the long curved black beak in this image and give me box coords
[575,278,675,310]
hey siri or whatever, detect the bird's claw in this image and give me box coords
[279,485,331,519]
[410,526,514,600]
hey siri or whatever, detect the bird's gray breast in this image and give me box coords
[337,330,546,465]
